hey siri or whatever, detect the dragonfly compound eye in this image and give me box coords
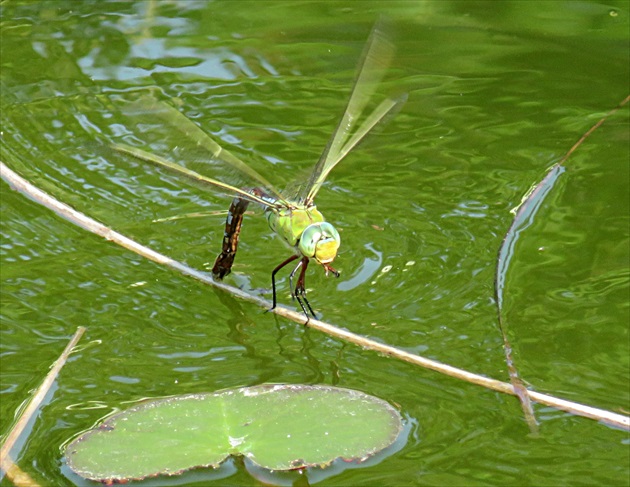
[299,222,340,264]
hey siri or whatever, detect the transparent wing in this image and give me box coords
[300,22,400,205]
[120,96,290,206]
[112,143,282,209]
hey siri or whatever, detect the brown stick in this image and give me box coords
[1,164,628,431]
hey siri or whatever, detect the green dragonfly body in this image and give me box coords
[113,23,402,317]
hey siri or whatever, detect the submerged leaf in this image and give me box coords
[65,384,403,483]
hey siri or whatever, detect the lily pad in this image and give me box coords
[65,384,403,483]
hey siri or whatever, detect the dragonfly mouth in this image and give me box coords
[313,230,340,266]
[299,222,340,262]
[315,239,338,263]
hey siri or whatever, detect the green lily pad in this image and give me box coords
[65,384,403,483]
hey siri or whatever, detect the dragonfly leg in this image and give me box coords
[212,197,250,279]
[269,254,300,313]
[291,257,317,319]
[323,263,340,278]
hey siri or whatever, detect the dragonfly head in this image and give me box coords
[299,222,340,266]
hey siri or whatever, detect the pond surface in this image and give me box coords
[1,1,628,485]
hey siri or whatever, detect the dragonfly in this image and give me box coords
[113,23,404,318]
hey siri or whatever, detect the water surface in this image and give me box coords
[1,1,628,485]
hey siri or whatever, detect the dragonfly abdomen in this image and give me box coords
[212,187,276,279]
[212,196,250,279]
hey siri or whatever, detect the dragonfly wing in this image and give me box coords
[121,96,289,206]
[112,143,281,208]
[300,22,396,205]
[324,96,407,172]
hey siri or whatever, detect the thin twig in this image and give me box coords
[557,95,630,166]
[0,326,85,484]
[1,163,628,431]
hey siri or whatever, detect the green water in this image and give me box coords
[1,1,628,485]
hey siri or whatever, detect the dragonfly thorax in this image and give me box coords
[299,222,340,265]
[266,204,340,266]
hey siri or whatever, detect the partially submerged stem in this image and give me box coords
[493,94,630,433]
[0,326,85,484]
[2,163,628,431]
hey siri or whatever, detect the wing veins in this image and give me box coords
[305,97,401,202]
[112,143,281,208]
[122,97,289,206]
[302,22,396,204]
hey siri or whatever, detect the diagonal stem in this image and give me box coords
[2,162,628,431]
